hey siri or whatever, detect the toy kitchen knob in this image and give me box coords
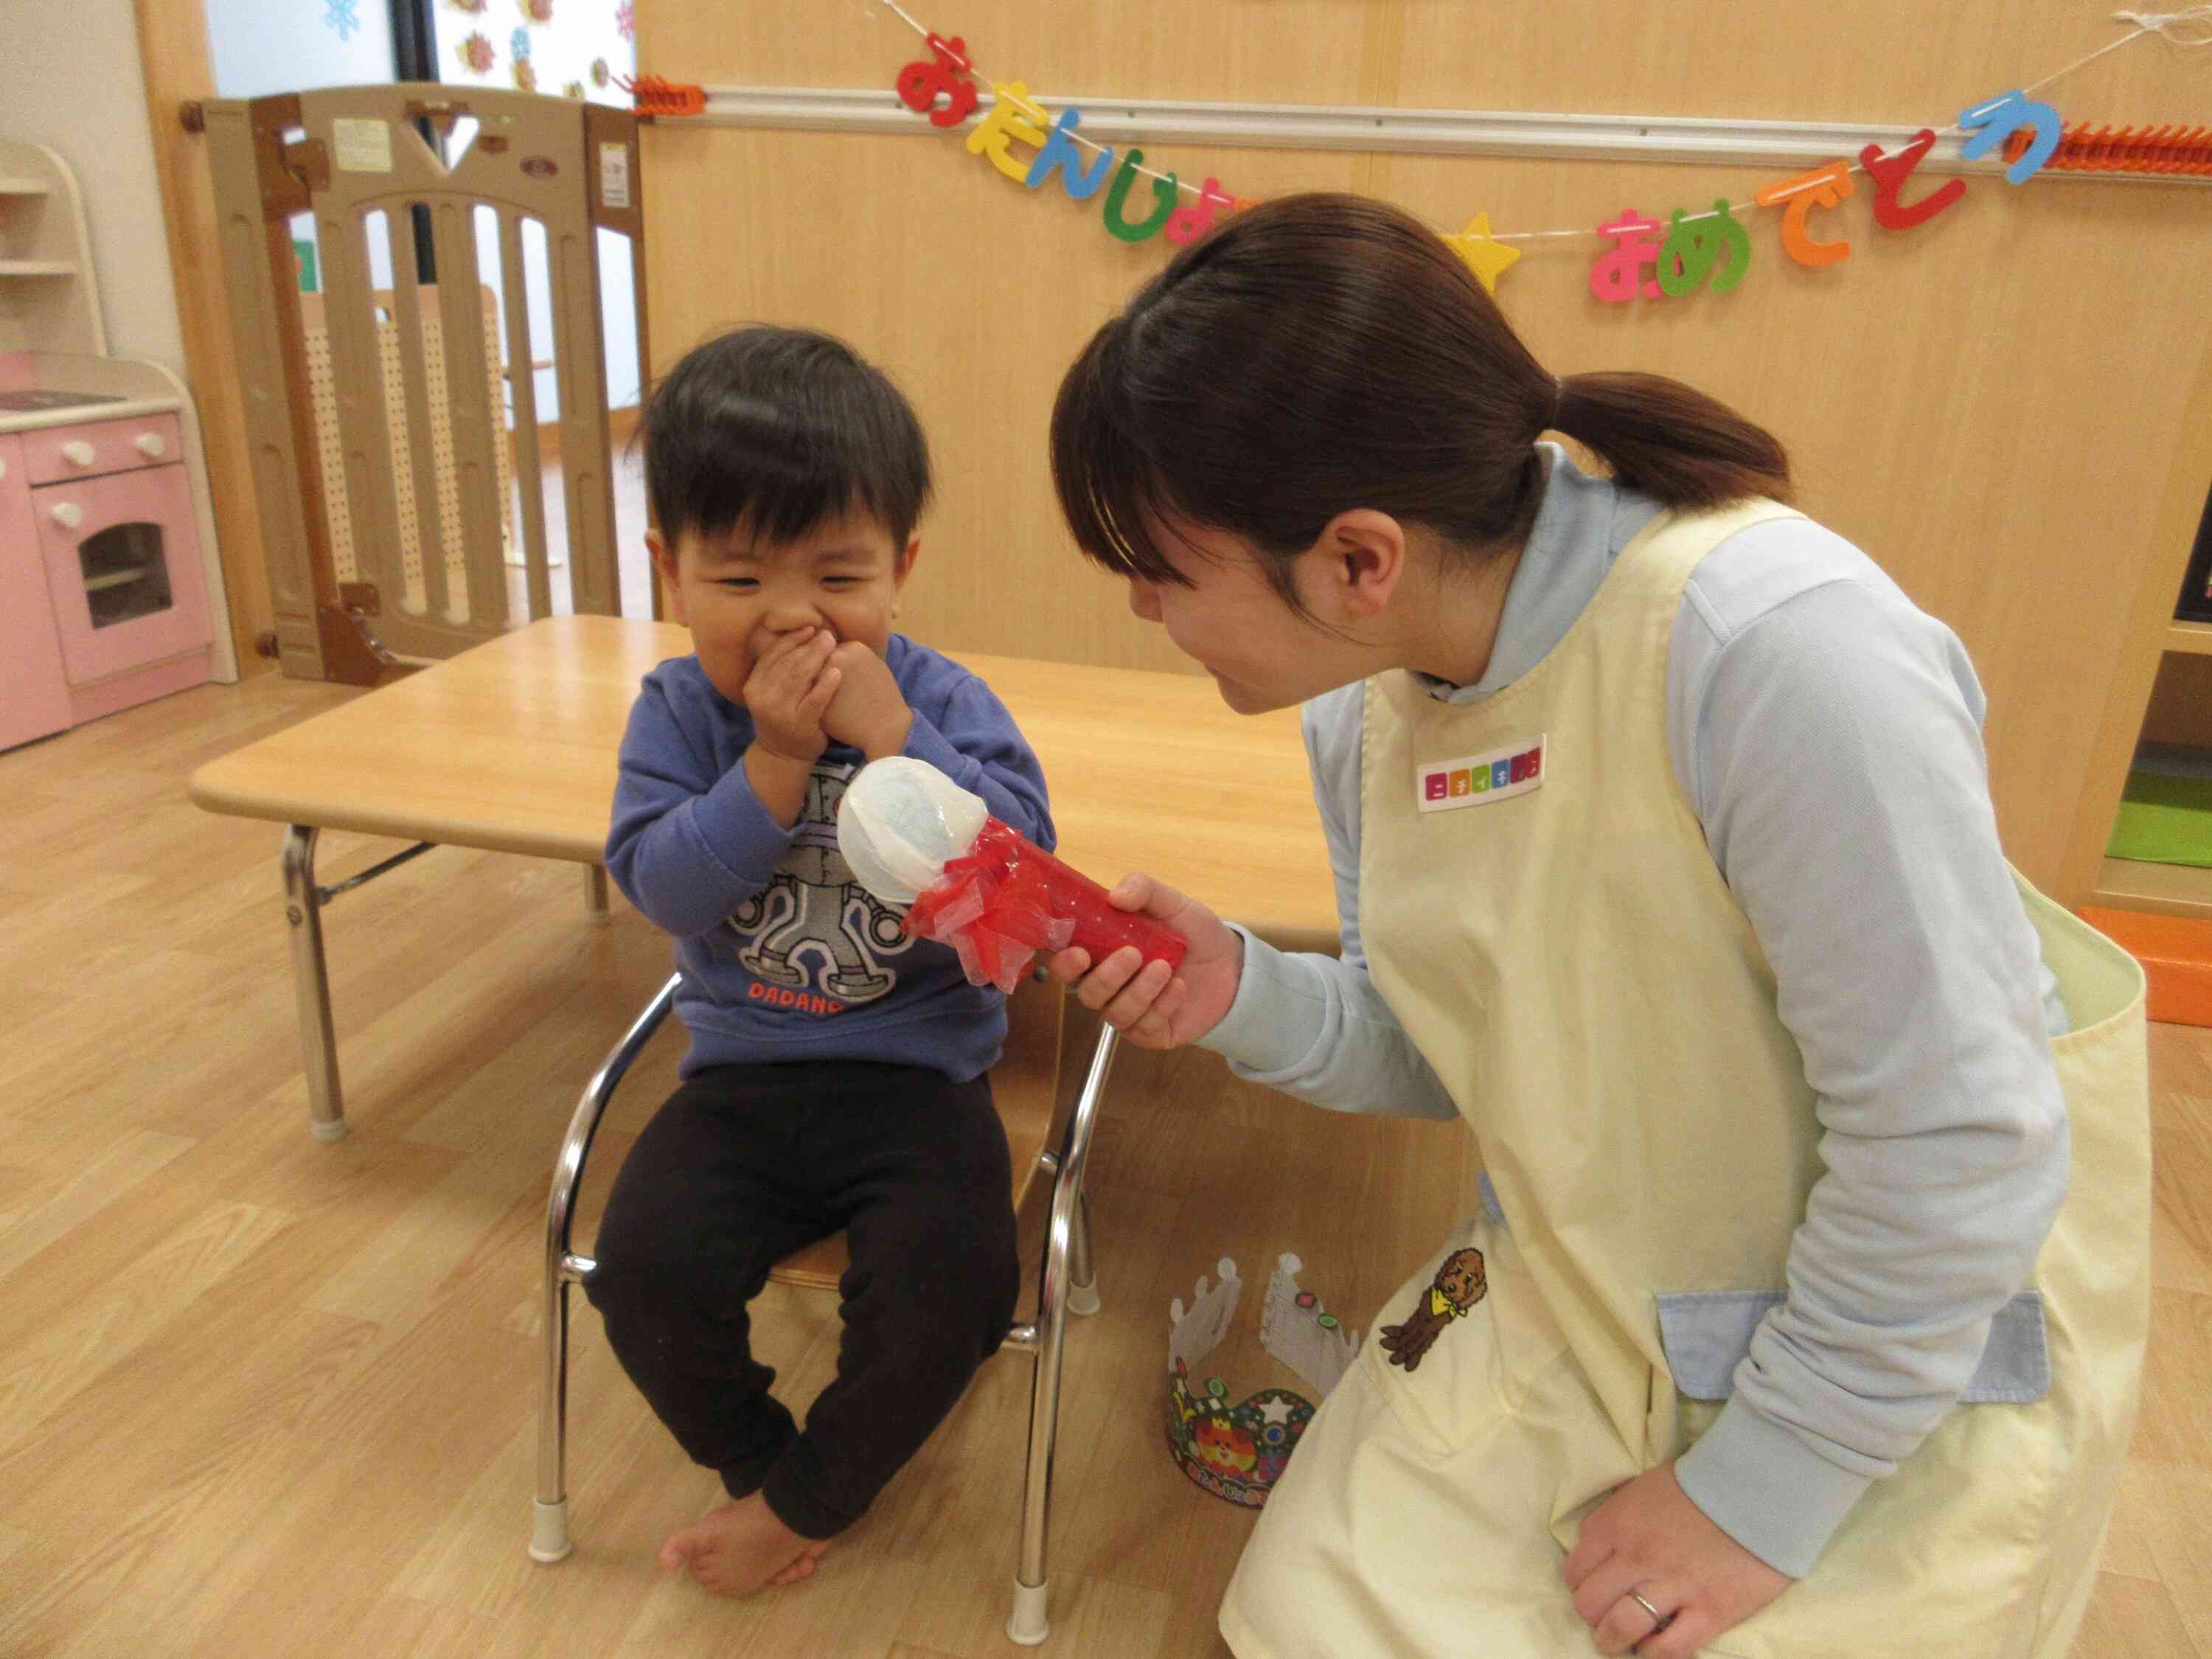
[50,502,83,531]
[135,432,168,459]
[60,440,97,467]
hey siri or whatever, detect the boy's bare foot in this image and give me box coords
[766,1540,832,1586]
[658,1492,832,1596]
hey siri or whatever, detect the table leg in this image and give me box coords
[281,824,347,1141]
[584,863,610,925]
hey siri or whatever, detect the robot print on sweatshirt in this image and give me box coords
[729,759,914,1006]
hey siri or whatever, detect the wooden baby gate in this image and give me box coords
[201,85,647,682]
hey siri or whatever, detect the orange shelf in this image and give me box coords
[2079,904,2212,1026]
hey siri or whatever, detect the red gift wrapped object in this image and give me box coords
[903,818,1189,993]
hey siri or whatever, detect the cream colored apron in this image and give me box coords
[1219,502,2150,1658]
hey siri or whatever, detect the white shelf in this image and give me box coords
[0,142,101,356]
[2168,622,2212,657]
[81,568,152,594]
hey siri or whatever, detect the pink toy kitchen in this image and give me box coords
[2,138,233,754]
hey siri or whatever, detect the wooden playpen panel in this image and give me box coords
[204,86,644,681]
[300,287,517,608]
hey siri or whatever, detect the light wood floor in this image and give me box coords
[1,678,2208,1659]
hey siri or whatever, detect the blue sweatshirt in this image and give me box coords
[605,636,1056,1082]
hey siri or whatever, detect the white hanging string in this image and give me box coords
[2032,6,2212,94]
[868,1,2210,250]
[2122,3,2212,42]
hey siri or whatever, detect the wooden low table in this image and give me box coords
[188,616,1338,1139]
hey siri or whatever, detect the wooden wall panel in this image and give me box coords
[643,127,1366,676]
[636,2,2212,897]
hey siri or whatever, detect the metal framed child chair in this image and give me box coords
[529,968,1116,1646]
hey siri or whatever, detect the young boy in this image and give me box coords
[592,327,1054,1598]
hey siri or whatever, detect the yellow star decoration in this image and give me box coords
[1445,212,1522,295]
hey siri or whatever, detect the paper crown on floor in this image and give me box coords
[1166,1253,1360,1508]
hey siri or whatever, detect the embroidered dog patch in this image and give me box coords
[1377,1247,1487,1371]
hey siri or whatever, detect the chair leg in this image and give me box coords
[532,1270,577,1564]
[1009,1023,1119,1646]
[1067,1189,1101,1318]
[530,973,681,1565]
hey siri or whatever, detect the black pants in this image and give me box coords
[585,1060,1020,1540]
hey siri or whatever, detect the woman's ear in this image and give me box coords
[1309,509,1408,622]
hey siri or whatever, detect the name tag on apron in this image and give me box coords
[1417,736,1547,813]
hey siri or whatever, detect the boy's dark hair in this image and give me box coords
[642,326,932,552]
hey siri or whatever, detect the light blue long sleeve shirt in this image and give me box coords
[1198,448,2070,1577]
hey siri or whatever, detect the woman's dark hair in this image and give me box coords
[642,325,931,551]
[1050,192,1790,606]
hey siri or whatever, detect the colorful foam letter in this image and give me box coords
[1026,108,1114,200]
[1754,161,1856,268]
[894,35,978,130]
[1590,209,1665,303]
[966,82,1050,184]
[1859,129,1967,229]
[1165,177,1237,245]
[1657,201,1751,296]
[1960,89,2063,184]
[1103,149,1178,243]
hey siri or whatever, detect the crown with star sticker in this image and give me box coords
[1165,1253,1360,1507]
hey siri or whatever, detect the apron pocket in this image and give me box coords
[1655,1290,2050,1404]
[1363,1220,1576,1455]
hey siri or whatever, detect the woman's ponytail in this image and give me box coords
[1551,371,1792,510]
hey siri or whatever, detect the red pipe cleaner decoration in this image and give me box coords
[2002,122,2212,175]
[617,74,706,117]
